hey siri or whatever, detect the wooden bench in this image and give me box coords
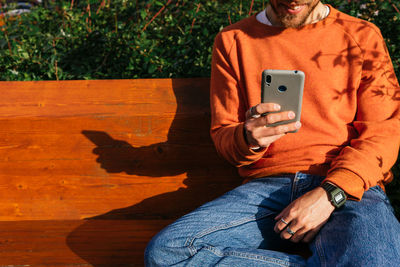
[2,78,398,266]
[0,78,241,266]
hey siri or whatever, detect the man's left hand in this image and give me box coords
[274,187,335,243]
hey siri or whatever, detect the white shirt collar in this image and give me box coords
[256,5,330,26]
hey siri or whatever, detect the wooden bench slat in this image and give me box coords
[0,172,238,220]
[0,219,171,266]
[0,79,208,118]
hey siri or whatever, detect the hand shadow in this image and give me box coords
[79,130,239,219]
[66,78,241,266]
[66,130,239,266]
[82,130,184,178]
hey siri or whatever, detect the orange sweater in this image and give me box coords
[210,5,400,200]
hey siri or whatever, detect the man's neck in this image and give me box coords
[266,2,327,28]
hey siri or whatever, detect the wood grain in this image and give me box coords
[0,78,240,221]
[0,219,172,266]
[0,78,242,266]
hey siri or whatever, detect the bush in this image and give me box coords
[0,0,228,79]
[1,0,399,216]
[0,0,399,80]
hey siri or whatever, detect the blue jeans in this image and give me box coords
[145,173,400,266]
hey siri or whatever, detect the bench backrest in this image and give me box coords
[0,78,240,221]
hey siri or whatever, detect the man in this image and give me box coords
[145,1,400,266]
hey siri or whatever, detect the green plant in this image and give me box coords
[0,0,398,80]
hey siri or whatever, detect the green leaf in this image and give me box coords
[140,10,147,20]
[148,64,157,74]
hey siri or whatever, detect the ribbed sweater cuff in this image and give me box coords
[324,168,365,201]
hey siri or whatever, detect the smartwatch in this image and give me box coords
[321,182,347,208]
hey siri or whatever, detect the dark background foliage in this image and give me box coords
[1,0,399,216]
[0,0,398,80]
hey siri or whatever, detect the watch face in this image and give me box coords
[334,192,345,203]
[322,183,347,208]
[333,191,346,207]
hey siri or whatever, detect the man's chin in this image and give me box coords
[279,17,308,28]
[271,1,320,28]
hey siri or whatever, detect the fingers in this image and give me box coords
[244,103,301,148]
[280,221,307,242]
[246,103,296,126]
[245,120,301,147]
[290,228,307,243]
[260,120,301,134]
[303,225,323,243]
[274,206,305,242]
[252,111,295,127]
[246,103,281,119]
[256,133,286,148]
[273,189,333,243]
[274,214,299,240]
[274,217,307,242]
[274,212,291,233]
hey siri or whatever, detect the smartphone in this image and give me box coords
[261,69,305,133]
[82,130,116,147]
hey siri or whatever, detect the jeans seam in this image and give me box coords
[315,233,326,267]
[184,211,275,255]
[203,246,302,267]
[291,173,321,201]
[290,173,299,202]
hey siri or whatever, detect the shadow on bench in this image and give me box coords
[0,78,241,266]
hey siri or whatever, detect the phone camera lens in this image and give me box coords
[266,75,272,84]
[278,85,287,92]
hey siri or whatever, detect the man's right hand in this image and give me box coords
[244,103,301,149]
